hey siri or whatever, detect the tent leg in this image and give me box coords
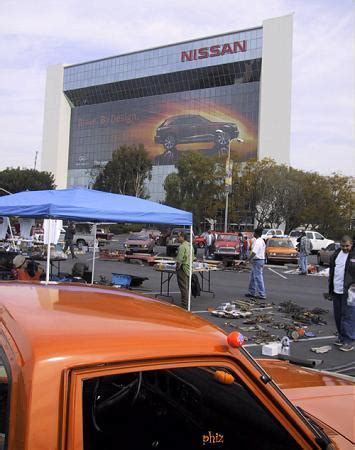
[91,224,97,284]
[187,225,193,312]
[45,219,51,284]
[7,217,17,251]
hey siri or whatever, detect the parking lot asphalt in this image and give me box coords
[57,240,354,377]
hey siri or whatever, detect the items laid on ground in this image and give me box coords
[311,345,332,354]
[284,266,329,276]
[210,298,329,345]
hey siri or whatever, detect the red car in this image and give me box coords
[213,232,242,259]
[193,235,206,248]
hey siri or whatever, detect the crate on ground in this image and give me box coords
[112,273,132,288]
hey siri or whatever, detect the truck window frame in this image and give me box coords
[65,356,320,450]
[0,348,11,450]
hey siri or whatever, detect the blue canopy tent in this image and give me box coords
[0,188,194,309]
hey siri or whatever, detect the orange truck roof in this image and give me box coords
[0,282,228,368]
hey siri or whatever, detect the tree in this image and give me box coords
[229,158,286,228]
[165,153,353,237]
[0,168,56,194]
[93,144,152,198]
[299,172,353,236]
[164,152,225,231]
[274,167,306,233]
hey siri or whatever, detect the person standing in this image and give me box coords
[238,233,244,259]
[328,235,355,352]
[298,231,311,275]
[64,222,77,259]
[204,230,214,258]
[245,228,266,300]
[243,235,251,260]
[176,232,192,309]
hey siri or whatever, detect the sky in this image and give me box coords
[0,0,353,176]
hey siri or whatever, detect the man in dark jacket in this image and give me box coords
[328,235,355,351]
[64,222,77,259]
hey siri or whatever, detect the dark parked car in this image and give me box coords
[154,114,239,151]
[317,242,340,265]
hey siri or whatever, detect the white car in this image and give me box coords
[261,229,284,240]
[288,230,302,247]
[305,231,334,253]
[289,230,334,253]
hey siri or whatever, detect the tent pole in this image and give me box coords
[45,219,51,284]
[187,225,193,312]
[7,217,17,251]
[91,224,97,284]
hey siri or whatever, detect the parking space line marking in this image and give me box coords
[244,335,337,347]
[192,310,209,314]
[268,268,287,279]
[149,291,180,295]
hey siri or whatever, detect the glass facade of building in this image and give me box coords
[64,27,263,201]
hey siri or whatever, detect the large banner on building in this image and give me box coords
[68,82,259,169]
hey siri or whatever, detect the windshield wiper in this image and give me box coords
[297,407,332,449]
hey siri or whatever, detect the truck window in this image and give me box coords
[82,366,299,450]
[0,355,10,450]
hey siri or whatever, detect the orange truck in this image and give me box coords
[0,281,353,449]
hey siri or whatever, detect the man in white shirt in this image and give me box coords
[204,230,214,258]
[245,228,266,300]
[328,235,355,352]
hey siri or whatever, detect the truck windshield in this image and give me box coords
[82,366,300,450]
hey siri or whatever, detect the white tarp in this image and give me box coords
[43,219,63,244]
[19,218,35,239]
[0,217,8,240]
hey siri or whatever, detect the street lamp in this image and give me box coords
[224,137,244,232]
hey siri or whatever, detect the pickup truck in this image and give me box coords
[0,281,352,450]
[289,230,334,254]
[166,227,193,256]
[61,226,114,249]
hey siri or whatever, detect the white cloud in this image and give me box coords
[0,0,353,175]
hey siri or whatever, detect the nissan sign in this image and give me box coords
[181,40,247,62]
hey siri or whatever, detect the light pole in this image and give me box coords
[34,150,39,170]
[224,138,244,232]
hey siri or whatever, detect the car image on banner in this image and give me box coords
[154,114,239,157]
